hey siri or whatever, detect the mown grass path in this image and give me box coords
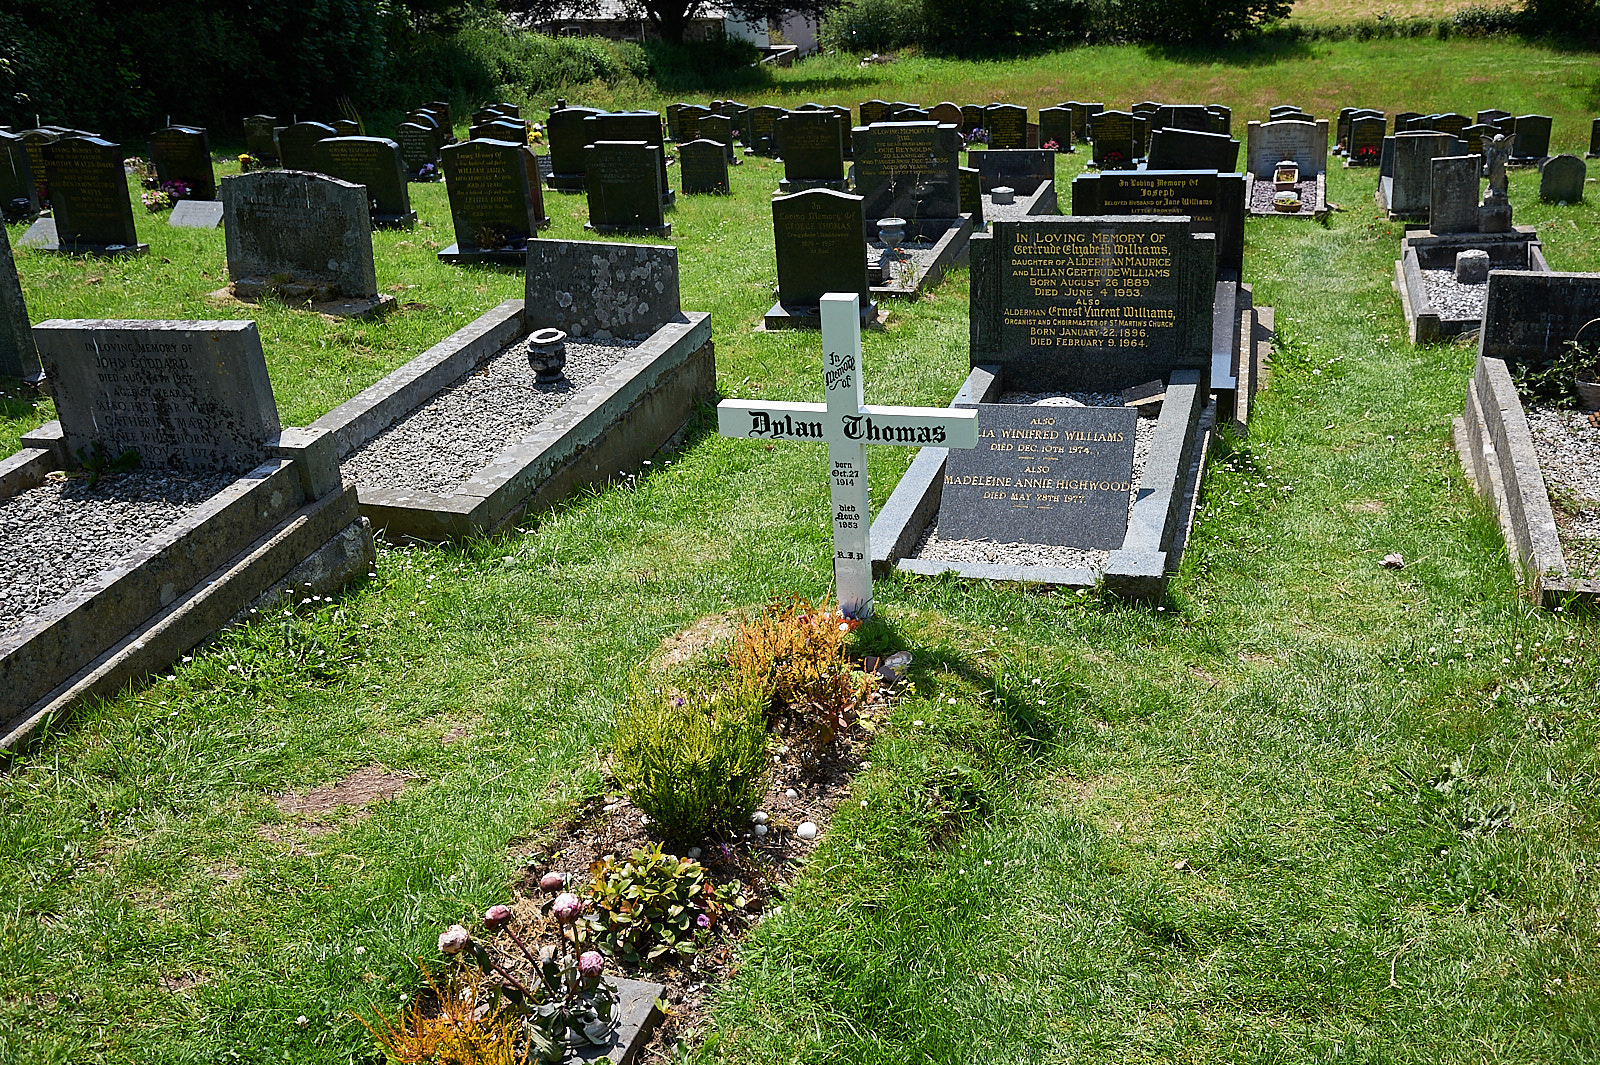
[2,37,1599,1065]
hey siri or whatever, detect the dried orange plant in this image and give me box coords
[356,967,529,1065]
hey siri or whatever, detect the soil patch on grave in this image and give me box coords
[487,657,903,1063]
[339,336,639,497]
[652,611,739,669]
[0,469,237,639]
[1526,406,1600,583]
[273,765,411,819]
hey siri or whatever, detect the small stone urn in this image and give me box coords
[877,217,906,280]
[527,327,568,383]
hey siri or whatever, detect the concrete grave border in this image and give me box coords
[869,215,974,299]
[0,422,373,754]
[307,300,714,541]
[1453,353,1600,606]
[1394,231,1549,343]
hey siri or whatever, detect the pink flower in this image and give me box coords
[552,892,583,923]
[438,925,470,954]
[483,904,513,931]
[577,950,604,977]
[539,871,566,892]
[696,913,711,928]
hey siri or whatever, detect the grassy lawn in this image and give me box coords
[4,34,1600,1065]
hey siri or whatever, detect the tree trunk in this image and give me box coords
[648,0,694,43]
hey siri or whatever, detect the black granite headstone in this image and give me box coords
[0,130,39,220]
[959,166,982,227]
[20,130,57,204]
[583,141,668,235]
[1090,111,1136,170]
[1067,103,1104,142]
[772,188,869,308]
[395,121,440,177]
[546,105,605,191]
[698,114,738,164]
[1071,169,1245,277]
[746,105,784,156]
[1207,105,1232,135]
[1038,108,1074,153]
[976,149,1054,195]
[960,105,985,135]
[1154,104,1213,133]
[584,112,673,199]
[439,138,550,259]
[148,126,216,200]
[471,119,528,143]
[985,104,1028,150]
[939,404,1137,549]
[1588,117,1599,157]
[1145,128,1239,173]
[1348,116,1385,165]
[243,115,280,162]
[860,100,892,127]
[1480,271,1600,370]
[676,105,711,142]
[313,136,415,227]
[1513,115,1553,160]
[42,136,143,254]
[969,216,1215,391]
[777,111,845,190]
[679,139,729,195]
[0,223,40,379]
[851,121,961,226]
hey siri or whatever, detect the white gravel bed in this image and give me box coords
[867,240,940,286]
[983,193,1043,223]
[1419,268,1489,322]
[0,468,236,637]
[912,391,1154,571]
[1249,177,1320,215]
[1526,405,1600,581]
[341,336,639,496]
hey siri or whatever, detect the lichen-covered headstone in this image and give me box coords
[220,170,377,300]
[524,238,681,340]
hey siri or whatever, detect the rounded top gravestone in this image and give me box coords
[1540,154,1586,203]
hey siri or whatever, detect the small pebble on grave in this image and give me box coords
[797,822,819,840]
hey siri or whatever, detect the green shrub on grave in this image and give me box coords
[612,682,771,842]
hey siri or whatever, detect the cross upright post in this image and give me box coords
[717,292,979,618]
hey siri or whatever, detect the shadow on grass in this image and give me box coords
[1138,35,1317,68]
[0,379,45,423]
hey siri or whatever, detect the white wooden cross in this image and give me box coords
[718,292,979,618]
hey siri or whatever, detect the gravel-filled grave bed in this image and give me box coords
[912,391,1157,572]
[0,468,237,638]
[1250,176,1321,216]
[339,335,639,497]
[1420,268,1490,322]
[1526,406,1600,583]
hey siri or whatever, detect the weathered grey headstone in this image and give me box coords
[976,149,1053,195]
[1539,154,1586,203]
[939,404,1137,549]
[1389,131,1464,216]
[439,138,550,259]
[777,110,845,191]
[525,238,681,339]
[772,188,870,308]
[1090,110,1136,169]
[148,126,215,200]
[221,171,377,300]
[969,216,1215,391]
[985,104,1028,150]
[1145,128,1239,172]
[1479,271,1600,370]
[1430,154,1482,234]
[34,318,280,472]
[679,139,729,195]
[276,121,337,171]
[312,136,415,227]
[41,136,145,255]
[168,199,224,228]
[583,141,668,235]
[1245,119,1328,178]
[851,121,960,226]
[0,223,40,380]
[0,130,39,220]
[546,105,605,191]
[1071,170,1245,277]
[243,115,280,162]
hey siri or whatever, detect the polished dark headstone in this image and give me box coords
[852,121,961,226]
[41,136,144,255]
[772,188,870,309]
[148,126,215,199]
[679,139,729,195]
[276,121,337,171]
[439,138,551,261]
[1071,169,1245,277]
[583,141,668,236]
[313,136,415,227]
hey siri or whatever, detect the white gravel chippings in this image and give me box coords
[1526,405,1600,580]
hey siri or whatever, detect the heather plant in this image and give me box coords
[729,596,879,756]
[613,681,771,840]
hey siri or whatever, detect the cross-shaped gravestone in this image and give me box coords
[718,293,979,618]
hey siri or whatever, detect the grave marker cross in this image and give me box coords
[718,293,978,618]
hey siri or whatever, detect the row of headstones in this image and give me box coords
[1382,126,1588,218]
[1335,107,1558,165]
